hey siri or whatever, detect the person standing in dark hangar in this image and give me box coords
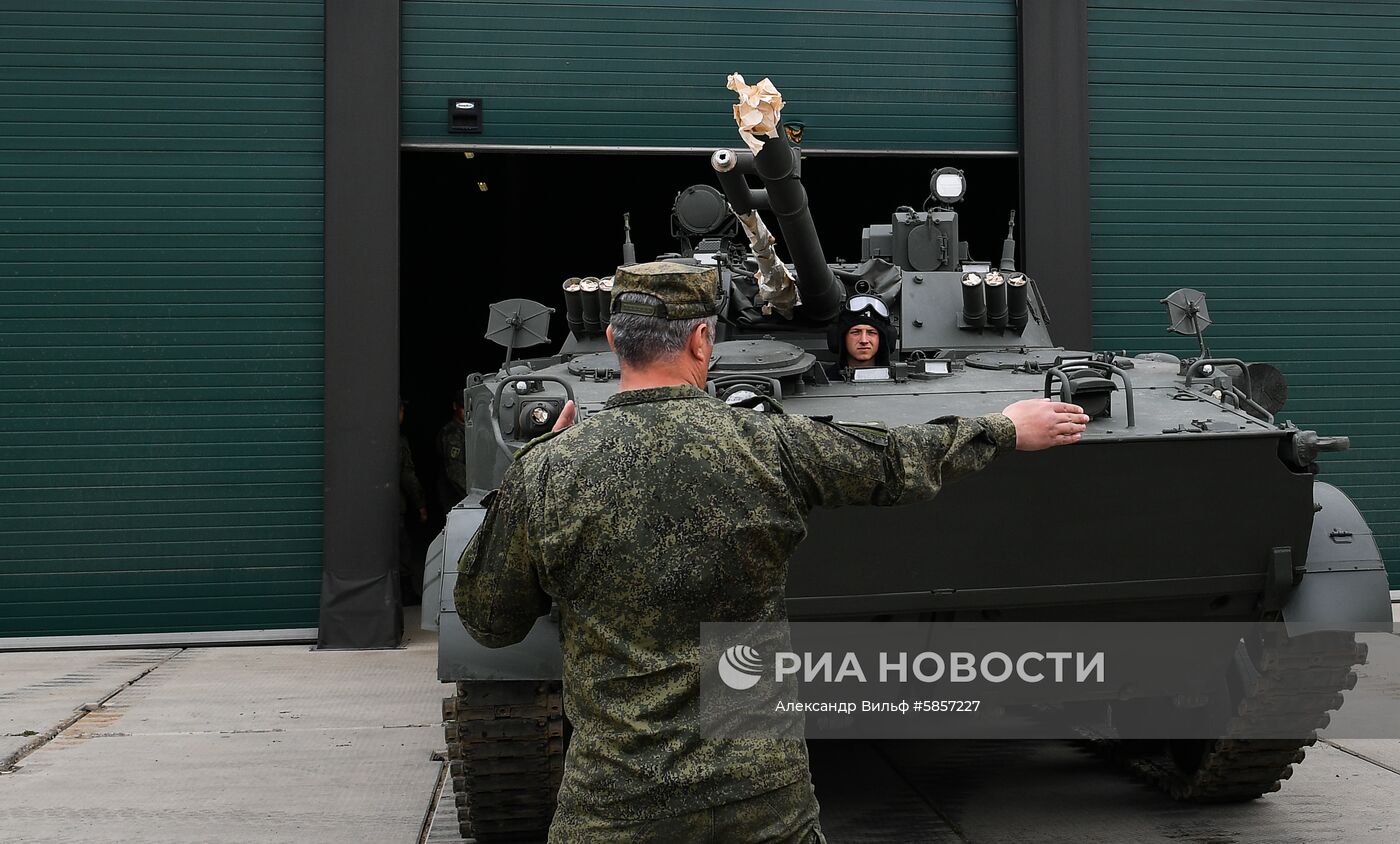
[455,262,1088,842]
[437,394,468,514]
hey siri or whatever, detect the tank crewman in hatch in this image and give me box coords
[825,293,894,379]
[454,261,1089,843]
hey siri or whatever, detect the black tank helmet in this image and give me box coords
[826,294,894,367]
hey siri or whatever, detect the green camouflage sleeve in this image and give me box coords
[452,464,551,648]
[774,412,1016,510]
[399,436,426,512]
[893,412,1016,500]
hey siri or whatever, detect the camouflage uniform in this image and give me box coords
[551,777,823,843]
[436,416,468,512]
[400,434,426,517]
[454,262,1016,842]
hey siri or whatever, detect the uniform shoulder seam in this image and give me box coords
[513,428,562,459]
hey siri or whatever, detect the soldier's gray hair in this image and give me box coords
[610,292,717,368]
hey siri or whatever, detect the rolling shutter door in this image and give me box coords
[1088,1,1400,587]
[402,0,1018,152]
[0,1,325,639]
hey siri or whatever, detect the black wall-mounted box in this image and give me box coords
[448,97,483,133]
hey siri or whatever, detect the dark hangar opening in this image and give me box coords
[397,149,1016,538]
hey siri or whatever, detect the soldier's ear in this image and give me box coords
[605,324,616,352]
[688,321,711,362]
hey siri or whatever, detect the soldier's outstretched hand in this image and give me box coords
[1001,399,1089,451]
[552,400,577,432]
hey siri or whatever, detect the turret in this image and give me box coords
[859,167,1054,351]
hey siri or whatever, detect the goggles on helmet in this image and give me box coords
[846,294,890,320]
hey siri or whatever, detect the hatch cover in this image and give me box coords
[710,340,815,378]
[566,352,620,379]
[965,349,1094,371]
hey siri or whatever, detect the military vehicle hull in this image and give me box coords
[425,114,1388,839]
[425,353,1387,840]
[429,358,1389,633]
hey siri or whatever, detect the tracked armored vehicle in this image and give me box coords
[423,114,1391,841]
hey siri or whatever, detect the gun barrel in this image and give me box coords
[711,129,844,322]
[622,213,636,265]
[1000,210,1017,272]
[710,150,767,214]
[752,131,843,322]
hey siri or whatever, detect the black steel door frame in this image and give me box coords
[317,0,1093,647]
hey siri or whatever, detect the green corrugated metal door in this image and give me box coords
[1088,1,1400,588]
[0,2,325,639]
[402,0,1018,152]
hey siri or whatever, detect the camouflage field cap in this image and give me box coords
[610,261,720,320]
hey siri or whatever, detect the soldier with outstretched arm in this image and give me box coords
[455,262,1088,843]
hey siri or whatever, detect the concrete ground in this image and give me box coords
[0,611,446,844]
[2,613,1397,844]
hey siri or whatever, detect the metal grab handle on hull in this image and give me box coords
[1043,360,1135,429]
[1181,357,1275,422]
[1183,357,1252,395]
